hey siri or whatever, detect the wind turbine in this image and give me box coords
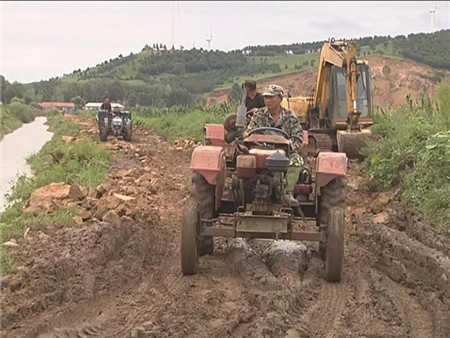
[428,4,437,32]
[206,28,213,50]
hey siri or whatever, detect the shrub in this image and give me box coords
[362,82,450,233]
[6,101,36,123]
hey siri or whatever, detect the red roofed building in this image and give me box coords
[39,102,75,112]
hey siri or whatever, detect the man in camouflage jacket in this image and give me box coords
[244,84,303,151]
[244,84,304,206]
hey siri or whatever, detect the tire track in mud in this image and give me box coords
[107,262,190,337]
[3,116,450,337]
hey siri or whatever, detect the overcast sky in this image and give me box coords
[1,1,449,83]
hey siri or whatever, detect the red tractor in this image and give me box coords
[181,123,347,282]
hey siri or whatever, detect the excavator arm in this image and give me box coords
[314,41,360,130]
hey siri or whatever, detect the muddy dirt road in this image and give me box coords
[1,115,449,337]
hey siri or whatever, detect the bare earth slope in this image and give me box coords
[1,115,449,337]
[208,56,450,108]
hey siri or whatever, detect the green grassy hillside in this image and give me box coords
[1,30,448,109]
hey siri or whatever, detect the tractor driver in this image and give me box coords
[101,97,112,113]
[244,84,304,205]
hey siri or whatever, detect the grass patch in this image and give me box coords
[0,114,113,272]
[0,106,23,139]
[0,101,43,139]
[1,247,14,275]
[362,82,450,233]
[134,104,233,142]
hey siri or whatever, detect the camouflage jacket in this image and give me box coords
[244,106,303,150]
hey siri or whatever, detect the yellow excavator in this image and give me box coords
[282,39,373,158]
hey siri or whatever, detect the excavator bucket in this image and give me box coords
[336,129,372,159]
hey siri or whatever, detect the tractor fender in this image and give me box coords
[204,124,225,146]
[190,145,226,210]
[315,152,347,195]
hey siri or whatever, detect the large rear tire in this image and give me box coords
[123,125,132,142]
[318,177,345,260]
[191,172,215,255]
[181,200,199,275]
[99,127,108,142]
[325,207,344,282]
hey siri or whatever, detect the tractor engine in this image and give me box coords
[233,149,290,214]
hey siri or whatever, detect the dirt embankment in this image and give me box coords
[208,56,450,108]
[1,115,449,337]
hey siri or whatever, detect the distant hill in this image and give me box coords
[1,30,448,108]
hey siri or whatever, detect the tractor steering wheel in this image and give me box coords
[247,127,290,140]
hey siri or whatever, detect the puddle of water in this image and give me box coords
[0,117,53,210]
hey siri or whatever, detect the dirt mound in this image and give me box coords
[207,56,450,108]
[367,56,450,107]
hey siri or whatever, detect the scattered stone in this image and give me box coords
[105,195,121,210]
[88,187,100,198]
[136,173,153,185]
[38,231,50,241]
[78,209,92,221]
[61,135,76,143]
[68,184,88,201]
[370,192,393,214]
[117,169,135,178]
[2,240,19,248]
[96,182,112,197]
[23,182,71,214]
[71,216,84,226]
[284,329,301,338]
[120,215,134,224]
[373,212,389,224]
[113,193,136,202]
[23,227,30,240]
[102,210,121,226]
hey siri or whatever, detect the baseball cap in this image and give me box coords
[262,84,285,97]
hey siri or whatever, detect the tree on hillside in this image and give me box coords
[228,83,243,103]
[2,81,24,104]
[71,96,85,109]
[127,93,138,107]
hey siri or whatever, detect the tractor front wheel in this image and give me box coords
[318,177,345,260]
[325,207,344,282]
[181,200,200,275]
[192,172,215,255]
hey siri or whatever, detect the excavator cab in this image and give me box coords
[328,63,373,130]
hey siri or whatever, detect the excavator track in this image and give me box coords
[309,133,333,151]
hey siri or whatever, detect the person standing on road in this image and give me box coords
[101,97,112,112]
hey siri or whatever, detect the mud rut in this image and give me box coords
[1,116,449,338]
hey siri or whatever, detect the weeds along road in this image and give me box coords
[1,115,449,338]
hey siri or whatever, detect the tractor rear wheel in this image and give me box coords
[191,172,215,255]
[99,126,108,142]
[181,200,199,275]
[325,207,344,282]
[123,125,132,142]
[318,177,345,260]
